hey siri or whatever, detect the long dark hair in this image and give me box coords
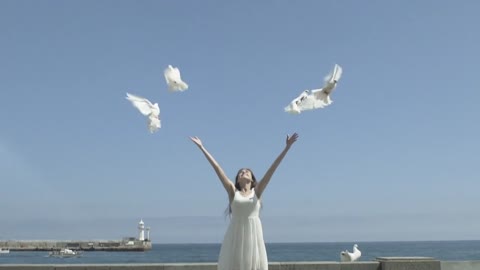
[225,168,257,217]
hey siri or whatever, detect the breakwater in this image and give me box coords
[0,240,151,251]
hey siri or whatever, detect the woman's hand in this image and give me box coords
[286,133,299,148]
[190,136,204,148]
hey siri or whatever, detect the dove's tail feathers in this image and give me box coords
[148,117,161,133]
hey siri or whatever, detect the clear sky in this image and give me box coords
[1,0,479,244]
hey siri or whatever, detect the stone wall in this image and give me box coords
[0,259,479,270]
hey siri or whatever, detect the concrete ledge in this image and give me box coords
[270,261,380,270]
[0,262,380,270]
[376,257,440,270]
[441,261,480,270]
[339,262,381,270]
[1,260,479,270]
[163,263,217,270]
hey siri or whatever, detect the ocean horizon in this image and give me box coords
[1,240,479,264]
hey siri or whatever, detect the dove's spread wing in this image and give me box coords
[295,92,328,111]
[126,93,155,116]
[164,65,188,91]
[309,64,343,105]
[284,91,310,114]
[285,65,342,114]
[164,66,182,82]
[324,64,343,84]
[351,245,361,260]
[321,64,343,95]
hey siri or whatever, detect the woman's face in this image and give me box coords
[237,168,253,183]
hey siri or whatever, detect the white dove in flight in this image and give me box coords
[125,92,161,133]
[340,244,361,262]
[164,65,189,92]
[285,64,343,114]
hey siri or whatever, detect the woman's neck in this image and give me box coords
[238,186,252,193]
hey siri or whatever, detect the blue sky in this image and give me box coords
[1,0,479,244]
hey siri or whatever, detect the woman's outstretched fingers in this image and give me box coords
[286,132,299,146]
[190,136,203,147]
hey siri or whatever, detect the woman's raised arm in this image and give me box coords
[190,136,235,199]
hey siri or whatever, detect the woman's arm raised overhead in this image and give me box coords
[255,133,299,199]
[190,136,235,200]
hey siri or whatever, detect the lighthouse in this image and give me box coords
[138,219,145,241]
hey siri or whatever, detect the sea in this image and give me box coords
[1,241,480,264]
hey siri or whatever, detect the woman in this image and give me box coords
[190,133,299,270]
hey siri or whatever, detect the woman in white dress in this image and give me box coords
[190,133,299,270]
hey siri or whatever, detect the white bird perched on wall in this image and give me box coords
[125,93,161,133]
[164,65,189,92]
[340,244,361,262]
[284,64,343,114]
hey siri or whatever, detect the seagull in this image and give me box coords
[164,65,189,92]
[284,64,343,114]
[125,93,161,133]
[340,244,361,262]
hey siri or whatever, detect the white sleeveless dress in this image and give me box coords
[218,188,268,270]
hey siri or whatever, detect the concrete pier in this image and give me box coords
[0,240,152,251]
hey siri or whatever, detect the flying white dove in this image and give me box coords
[340,244,361,262]
[164,65,189,92]
[125,92,161,133]
[284,64,343,114]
